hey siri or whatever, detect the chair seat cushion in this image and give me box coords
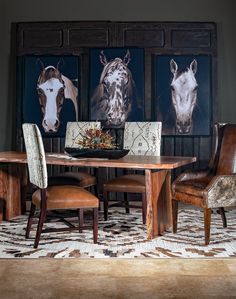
[173,176,213,197]
[104,174,146,193]
[32,185,99,209]
[48,171,97,188]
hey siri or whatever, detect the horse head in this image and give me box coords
[36,59,78,133]
[92,50,134,127]
[170,59,198,134]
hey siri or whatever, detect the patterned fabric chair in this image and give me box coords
[22,123,99,248]
[103,122,162,224]
[172,122,236,245]
[48,122,101,192]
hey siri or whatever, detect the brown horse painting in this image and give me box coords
[37,62,78,133]
[90,50,142,128]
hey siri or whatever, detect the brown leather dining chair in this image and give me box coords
[48,122,100,194]
[22,123,99,248]
[172,122,236,245]
[103,122,162,224]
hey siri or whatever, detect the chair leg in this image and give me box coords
[219,207,227,228]
[25,203,36,239]
[172,199,178,233]
[124,193,130,214]
[34,207,47,249]
[204,208,212,245]
[78,209,84,233]
[103,190,108,221]
[141,193,146,224]
[93,208,98,243]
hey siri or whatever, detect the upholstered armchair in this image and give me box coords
[22,123,99,248]
[172,123,236,244]
[103,122,162,224]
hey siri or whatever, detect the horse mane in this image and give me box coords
[61,75,78,121]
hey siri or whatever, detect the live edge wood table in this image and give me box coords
[0,151,196,240]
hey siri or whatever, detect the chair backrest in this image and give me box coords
[22,123,48,189]
[65,121,101,148]
[216,123,236,175]
[123,122,162,156]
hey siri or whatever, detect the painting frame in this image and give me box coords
[20,55,80,137]
[89,47,145,129]
[154,54,212,136]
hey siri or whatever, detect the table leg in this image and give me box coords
[145,169,172,239]
[0,163,27,220]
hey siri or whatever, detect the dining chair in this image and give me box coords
[22,123,99,248]
[103,122,162,223]
[48,122,101,194]
[172,122,236,245]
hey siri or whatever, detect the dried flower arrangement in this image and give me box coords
[76,128,117,149]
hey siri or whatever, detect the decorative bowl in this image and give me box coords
[64,148,129,159]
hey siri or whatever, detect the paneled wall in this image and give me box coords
[16,21,217,181]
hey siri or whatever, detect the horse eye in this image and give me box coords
[37,88,44,95]
[59,87,65,94]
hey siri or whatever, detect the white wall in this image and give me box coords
[1,0,235,149]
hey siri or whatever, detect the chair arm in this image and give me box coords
[174,168,211,183]
[204,174,236,208]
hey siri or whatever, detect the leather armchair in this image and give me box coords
[172,123,236,244]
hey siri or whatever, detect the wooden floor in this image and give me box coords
[0,259,235,298]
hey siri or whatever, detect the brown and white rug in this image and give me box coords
[0,209,235,258]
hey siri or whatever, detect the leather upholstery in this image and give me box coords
[49,171,97,188]
[48,122,100,191]
[22,123,99,248]
[32,185,99,209]
[104,175,146,193]
[103,122,162,223]
[172,123,236,244]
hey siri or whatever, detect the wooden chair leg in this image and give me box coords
[93,208,98,244]
[25,203,36,238]
[141,193,146,224]
[34,207,47,248]
[204,208,212,245]
[172,199,178,233]
[103,190,108,221]
[78,209,84,233]
[124,193,130,214]
[219,207,227,228]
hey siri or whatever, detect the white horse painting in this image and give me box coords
[170,59,198,134]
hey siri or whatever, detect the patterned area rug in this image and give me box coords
[0,209,235,258]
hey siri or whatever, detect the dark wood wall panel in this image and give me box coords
[171,30,212,48]
[69,29,110,47]
[124,30,164,47]
[15,21,217,182]
[22,29,63,48]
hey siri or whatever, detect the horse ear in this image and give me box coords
[123,50,131,65]
[57,58,65,70]
[99,51,107,66]
[36,58,45,70]
[170,59,178,74]
[190,59,197,74]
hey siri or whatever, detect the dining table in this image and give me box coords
[0,151,196,240]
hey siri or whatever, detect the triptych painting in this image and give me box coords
[21,51,211,136]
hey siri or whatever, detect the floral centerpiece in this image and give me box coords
[76,128,117,150]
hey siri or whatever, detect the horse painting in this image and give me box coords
[37,61,78,133]
[170,59,198,134]
[90,50,142,128]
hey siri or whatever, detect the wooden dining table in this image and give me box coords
[0,151,196,240]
